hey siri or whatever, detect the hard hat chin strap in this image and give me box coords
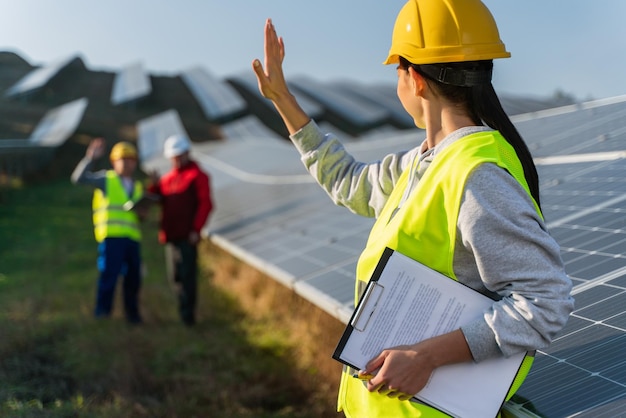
[418,64,493,87]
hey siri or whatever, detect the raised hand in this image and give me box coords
[86,137,106,160]
[252,18,289,102]
[252,19,310,134]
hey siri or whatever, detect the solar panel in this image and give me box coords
[110,62,152,106]
[228,71,325,120]
[326,80,415,128]
[136,109,188,165]
[290,75,390,131]
[4,55,79,98]
[180,66,247,122]
[28,97,88,147]
[219,115,284,141]
[0,97,88,176]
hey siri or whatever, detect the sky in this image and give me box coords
[0,1,624,101]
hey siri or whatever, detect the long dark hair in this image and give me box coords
[399,57,541,209]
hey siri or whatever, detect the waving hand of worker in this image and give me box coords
[86,137,106,160]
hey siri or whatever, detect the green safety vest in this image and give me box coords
[338,131,539,417]
[92,170,142,243]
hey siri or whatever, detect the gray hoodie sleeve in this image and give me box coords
[290,120,418,218]
[457,164,574,360]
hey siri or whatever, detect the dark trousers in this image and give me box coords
[96,237,142,323]
[165,241,198,325]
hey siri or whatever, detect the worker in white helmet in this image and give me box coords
[148,133,213,326]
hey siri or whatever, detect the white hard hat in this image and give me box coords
[163,134,191,158]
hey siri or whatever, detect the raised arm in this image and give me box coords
[71,137,107,189]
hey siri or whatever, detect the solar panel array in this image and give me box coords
[162,95,625,417]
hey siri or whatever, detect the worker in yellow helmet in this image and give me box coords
[252,0,574,416]
[72,137,146,324]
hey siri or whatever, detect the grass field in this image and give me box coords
[0,179,343,418]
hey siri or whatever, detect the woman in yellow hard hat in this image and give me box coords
[253,0,574,416]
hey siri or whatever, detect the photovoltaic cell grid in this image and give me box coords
[546,169,626,286]
[514,97,626,158]
[196,96,626,417]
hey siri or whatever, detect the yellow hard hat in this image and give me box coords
[384,0,511,66]
[110,141,138,161]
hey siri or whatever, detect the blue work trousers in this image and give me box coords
[96,237,142,323]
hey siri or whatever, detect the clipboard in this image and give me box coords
[332,247,528,418]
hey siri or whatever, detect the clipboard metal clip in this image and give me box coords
[351,282,384,332]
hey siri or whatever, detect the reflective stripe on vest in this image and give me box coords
[92,170,142,243]
[338,131,539,417]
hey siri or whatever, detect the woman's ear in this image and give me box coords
[408,67,426,97]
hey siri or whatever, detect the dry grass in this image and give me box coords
[202,243,345,416]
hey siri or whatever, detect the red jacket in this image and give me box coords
[149,161,213,243]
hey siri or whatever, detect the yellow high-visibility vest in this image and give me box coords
[92,170,142,243]
[338,131,539,417]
